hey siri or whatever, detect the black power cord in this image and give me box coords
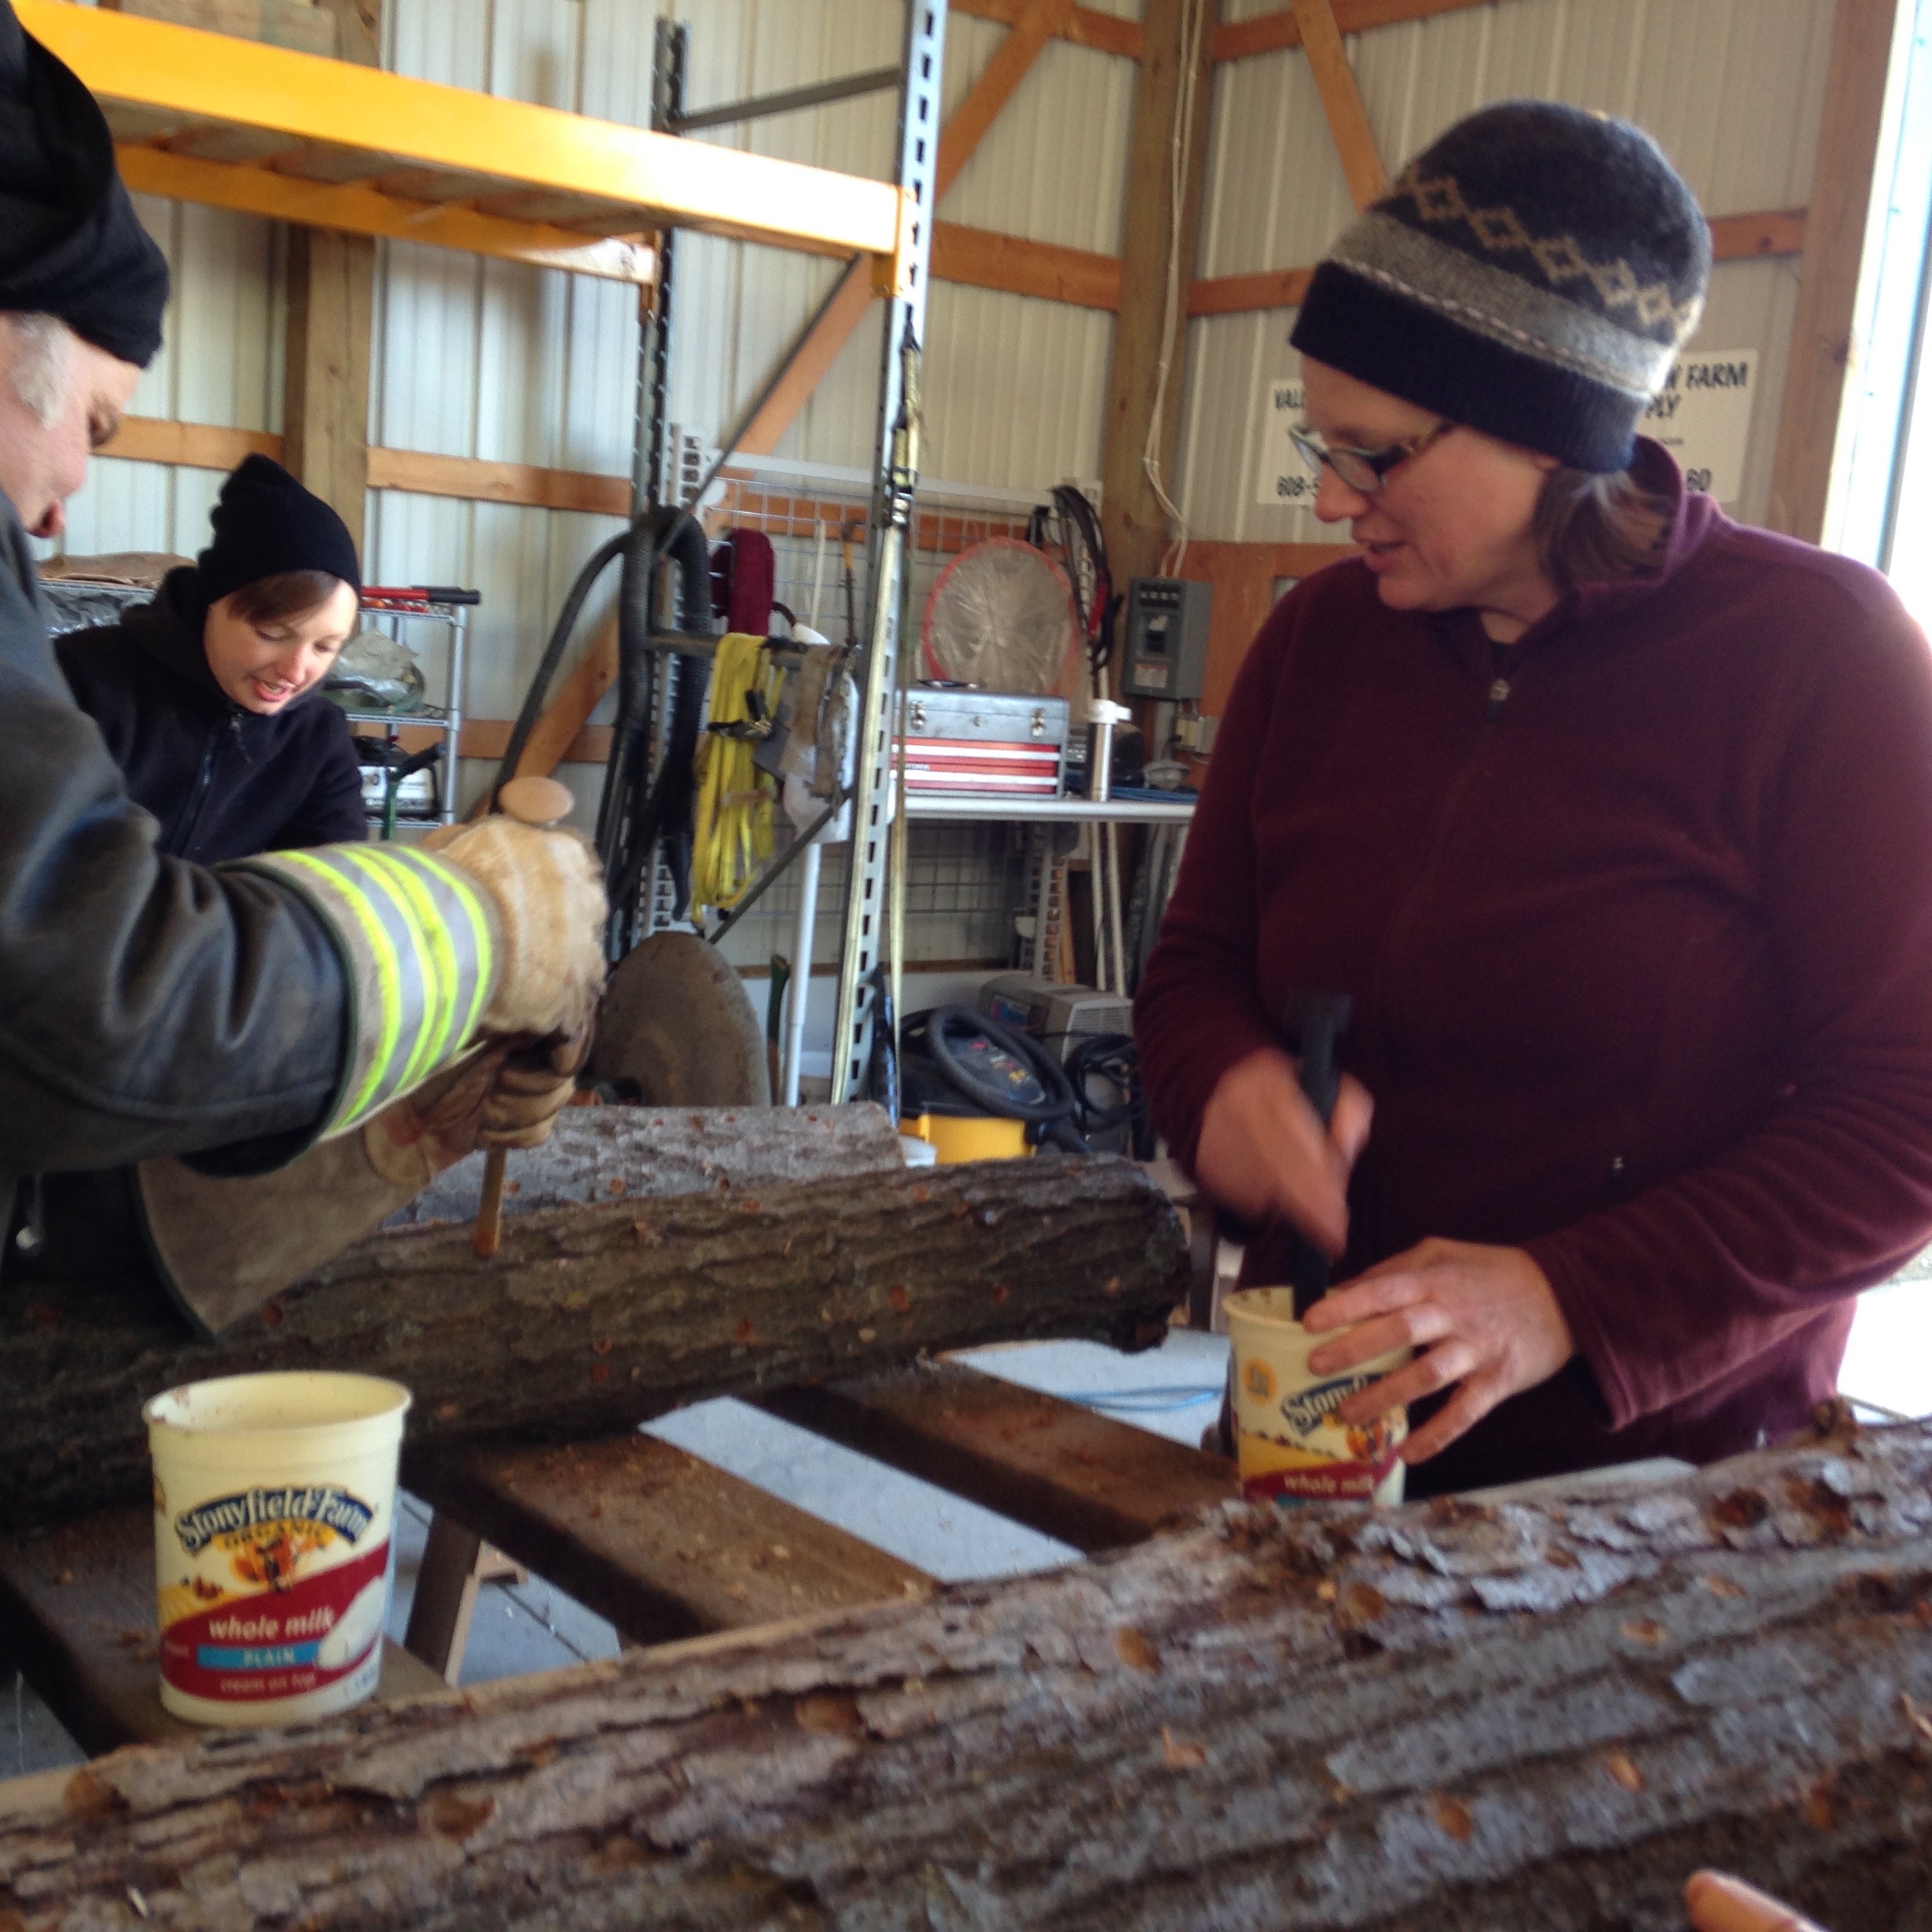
[1028,484,1114,678]
[493,504,717,958]
[494,523,630,800]
[1061,1031,1145,1147]
[900,1013,1150,1159]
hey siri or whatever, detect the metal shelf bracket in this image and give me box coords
[829,0,947,1105]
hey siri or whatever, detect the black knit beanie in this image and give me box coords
[1290,101,1710,473]
[197,455,361,606]
[0,0,169,365]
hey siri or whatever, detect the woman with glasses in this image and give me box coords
[1136,101,1932,1495]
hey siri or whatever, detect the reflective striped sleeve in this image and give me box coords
[225,843,501,1139]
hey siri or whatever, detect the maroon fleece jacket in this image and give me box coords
[1135,445,1932,1495]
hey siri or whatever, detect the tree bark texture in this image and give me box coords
[3,1425,1930,1929]
[381,1104,906,1227]
[0,1157,1186,1530]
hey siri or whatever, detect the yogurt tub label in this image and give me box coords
[1225,1288,1413,1509]
[145,1372,410,1725]
[155,1483,390,1705]
[1235,1357,1407,1504]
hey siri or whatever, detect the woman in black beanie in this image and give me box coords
[57,454,368,863]
[1136,100,1932,1497]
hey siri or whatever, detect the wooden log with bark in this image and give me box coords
[0,1151,1187,1530]
[381,1103,907,1227]
[3,1421,1930,1929]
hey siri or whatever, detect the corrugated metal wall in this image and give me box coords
[926,13,1136,491]
[368,0,638,733]
[1176,0,1835,544]
[54,193,284,559]
[662,2,1136,489]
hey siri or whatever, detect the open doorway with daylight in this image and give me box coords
[1834,0,1932,1425]
[1833,0,1932,605]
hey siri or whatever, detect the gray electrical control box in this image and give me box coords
[1121,577,1211,701]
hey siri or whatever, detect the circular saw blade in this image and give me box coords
[589,932,772,1106]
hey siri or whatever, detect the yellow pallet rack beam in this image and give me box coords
[117,147,660,286]
[18,0,905,287]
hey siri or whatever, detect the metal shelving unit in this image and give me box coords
[605,3,948,1108]
[340,589,475,833]
[990,795,1196,989]
[23,0,900,288]
[43,0,949,1105]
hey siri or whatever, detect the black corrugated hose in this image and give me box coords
[492,504,717,955]
[492,522,631,803]
[599,507,714,948]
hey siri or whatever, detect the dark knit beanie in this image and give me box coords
[0,0,169,365]
[197,455,362,606]
[1290,101,1710,473]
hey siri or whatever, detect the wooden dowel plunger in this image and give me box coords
[472,1146,508,1260]
[473,775,576,1260]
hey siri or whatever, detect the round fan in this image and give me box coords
[922,537,1080,696]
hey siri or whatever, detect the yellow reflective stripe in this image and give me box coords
[331,847,445,1095]
[405,849,496,1047]
[367,849,472,1074]
[275,848,405,1128]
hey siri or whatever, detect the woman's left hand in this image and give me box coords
[1301,1239,1576,1463]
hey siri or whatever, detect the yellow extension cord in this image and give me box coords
[691,631,783,919]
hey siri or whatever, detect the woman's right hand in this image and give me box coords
[1193,1046,1372,1254]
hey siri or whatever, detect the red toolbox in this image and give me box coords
[899,684,1069,796]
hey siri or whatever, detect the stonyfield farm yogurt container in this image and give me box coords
[144,1372,410,1725]
[1225,1287,1413,1507]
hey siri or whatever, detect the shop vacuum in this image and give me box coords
[898,1006,1092,1162]
[897,1000,1148,1163]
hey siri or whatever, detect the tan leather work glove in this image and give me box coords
[140,1021,593,1335]
[362,1040,509,1192]
[364,1026,590,1189]
[478,1027,593,1150]
[421,817,608,1039]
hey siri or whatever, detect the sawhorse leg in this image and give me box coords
[403,1513,526,1685]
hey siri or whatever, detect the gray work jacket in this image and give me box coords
[0,496,349,1257]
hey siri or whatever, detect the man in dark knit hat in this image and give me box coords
[0,0,162,538]
[1137,100,1932,1497]
[0,0,608,1330]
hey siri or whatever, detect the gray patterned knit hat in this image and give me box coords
[1290,101,1709,473]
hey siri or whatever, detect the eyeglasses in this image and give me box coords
[1288,417,1457,493]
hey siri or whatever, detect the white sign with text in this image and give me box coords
[1254,376,1314,511]
[1640,349,1757,503]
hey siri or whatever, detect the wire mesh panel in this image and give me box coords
[709,820,1028,975]
[708,472,1041,651]
[699,464,1050,978]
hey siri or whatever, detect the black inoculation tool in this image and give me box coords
[1282,990,1354,1320]
[1208,987,1358,1458]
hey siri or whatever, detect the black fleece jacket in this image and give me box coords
[55,567,367,863]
